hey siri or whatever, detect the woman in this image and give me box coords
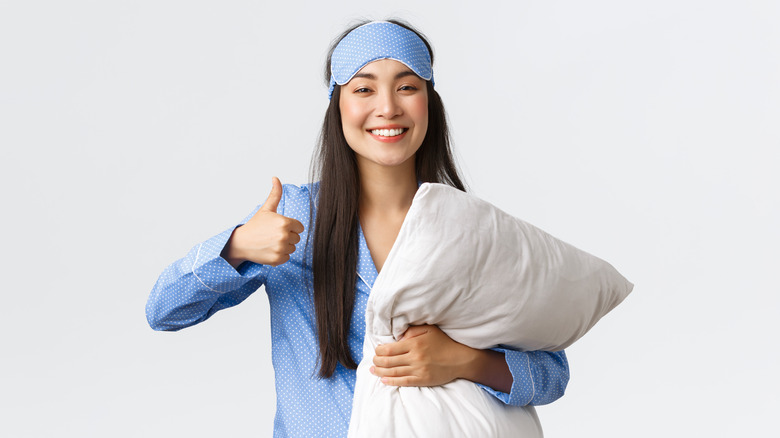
[146,19,569,437]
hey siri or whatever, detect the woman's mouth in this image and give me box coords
[368,127,409,143]
[369,128,406,137]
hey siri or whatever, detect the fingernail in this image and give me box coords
[369,366,375,375]
[381,377,388,384]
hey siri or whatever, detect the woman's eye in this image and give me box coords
[354,87,371,93]
[399,85,418,91]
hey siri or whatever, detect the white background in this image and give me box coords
[2,1,778,436]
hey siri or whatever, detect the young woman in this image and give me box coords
[146,20,569,437]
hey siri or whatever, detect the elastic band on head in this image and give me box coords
[328,21,434,99]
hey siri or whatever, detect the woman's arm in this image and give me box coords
[481,348,569,406]
[146,178,305,331]
[371,325,569,406]
[145,220,269,331]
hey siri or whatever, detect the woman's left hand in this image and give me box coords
[371,324,477,387]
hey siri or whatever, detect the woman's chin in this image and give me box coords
[355,156,415,173]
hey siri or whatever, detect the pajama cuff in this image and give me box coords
[191,225,266,293]
[476,348,534,407]
[191,189,283,293]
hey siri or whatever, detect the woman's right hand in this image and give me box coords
[221,177,305,268]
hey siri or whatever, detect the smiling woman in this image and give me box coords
[145,19,569,437]
[339,59,429,176]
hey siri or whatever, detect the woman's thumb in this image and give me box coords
[260,177,283,212]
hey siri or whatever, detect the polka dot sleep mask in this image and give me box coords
[328,21,434,99]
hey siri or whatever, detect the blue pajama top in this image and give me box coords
[146,182,569,437]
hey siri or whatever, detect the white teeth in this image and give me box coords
[371,128,405,137]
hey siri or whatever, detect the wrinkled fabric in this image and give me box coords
[349,183,632,438]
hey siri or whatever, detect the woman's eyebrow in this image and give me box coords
[353,72,376,80]
[352,71,418,80]
[394,71,418,80]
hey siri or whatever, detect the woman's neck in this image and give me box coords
[356,158,419,273]
[357,160,418,214]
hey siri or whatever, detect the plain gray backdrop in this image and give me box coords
[2,1,778,436]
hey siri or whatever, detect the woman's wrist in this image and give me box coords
[221,226,246,269]
[460,348,512,394]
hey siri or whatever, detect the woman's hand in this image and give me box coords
[221,177,305,268]
[371,325,512,393]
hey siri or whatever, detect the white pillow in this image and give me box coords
[348,183,633,438]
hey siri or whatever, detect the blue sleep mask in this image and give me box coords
[328,21,434,99]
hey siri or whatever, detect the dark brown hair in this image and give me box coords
[309,19,465,378]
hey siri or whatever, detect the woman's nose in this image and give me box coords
[376,90,403,118]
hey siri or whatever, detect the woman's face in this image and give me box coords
[339,59,429,172]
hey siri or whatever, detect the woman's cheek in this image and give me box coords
[411,95,429,131]
[413,94,428,115]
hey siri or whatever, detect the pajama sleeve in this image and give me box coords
[477,349,569,407]
[145,200,276,331]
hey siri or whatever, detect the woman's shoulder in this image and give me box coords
[279,181,319,218]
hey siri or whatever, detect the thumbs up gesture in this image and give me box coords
[222,177,305,268]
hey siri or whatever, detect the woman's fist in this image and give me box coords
[370,325,476,387]
[222,177,305,268]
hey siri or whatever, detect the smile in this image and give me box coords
[367,127,409,143]
[369,128,407,137]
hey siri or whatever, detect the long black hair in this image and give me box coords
[309,19,465,378]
